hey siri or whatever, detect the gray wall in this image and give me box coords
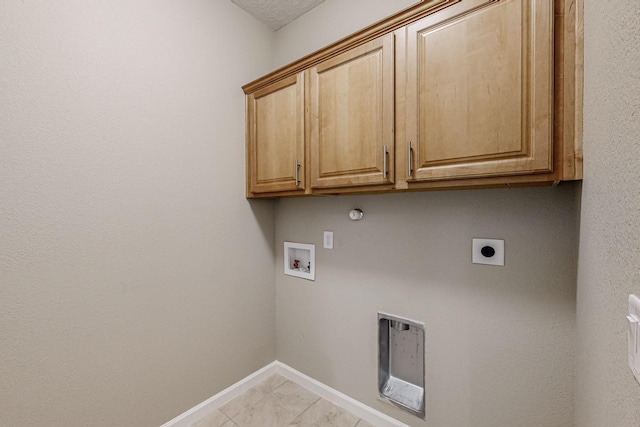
[7,1,639,426]
[275,188,579,427]
[0,1,277,426]
[273,1,579,426]
[576,2,640,426]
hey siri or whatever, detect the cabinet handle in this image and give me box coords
[383,145,388,180]
[295,160,300,187]
[407,141,413,178]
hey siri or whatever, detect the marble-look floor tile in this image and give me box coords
[267,380,321,416]
[355,419,377,427]
[219,387,264,419]
[232,396,298,427]
[187,375,389,427]
[190,409,231,427]
[289,398,359,427]
[253,373,288,395]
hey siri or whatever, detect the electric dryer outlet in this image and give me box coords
[472,238,505,266]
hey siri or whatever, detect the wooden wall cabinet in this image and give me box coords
[310,34,395,190]
[404,0,553,181]
[246,73,307,196]
[243,0,582,198]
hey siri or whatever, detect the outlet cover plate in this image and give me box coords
[472,238,505,266]
[323,231,333,249]
[628,294,640,384]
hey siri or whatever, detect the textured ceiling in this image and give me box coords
[231,0,326,31]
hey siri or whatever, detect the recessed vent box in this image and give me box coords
[378,312,425,419]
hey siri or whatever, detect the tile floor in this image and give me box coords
[190,373,377,427]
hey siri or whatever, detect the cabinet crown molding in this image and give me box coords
[242,0,457,94]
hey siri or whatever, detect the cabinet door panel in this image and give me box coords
[310,34,394,189]
[248,74,305,194]
[406,0,553,181]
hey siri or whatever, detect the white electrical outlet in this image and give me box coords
[472,238,505,266]
[628,294,640,384]
[323,231,334,249]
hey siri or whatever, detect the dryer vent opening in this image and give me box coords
[378,312,425,419]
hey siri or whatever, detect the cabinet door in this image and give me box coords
[310,34,395,189]
[247,73,305,194]
[404,0,553,182]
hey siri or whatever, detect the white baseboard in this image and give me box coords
[160,362,279,427]
[160,361,408,427]
[273,362,409,427]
